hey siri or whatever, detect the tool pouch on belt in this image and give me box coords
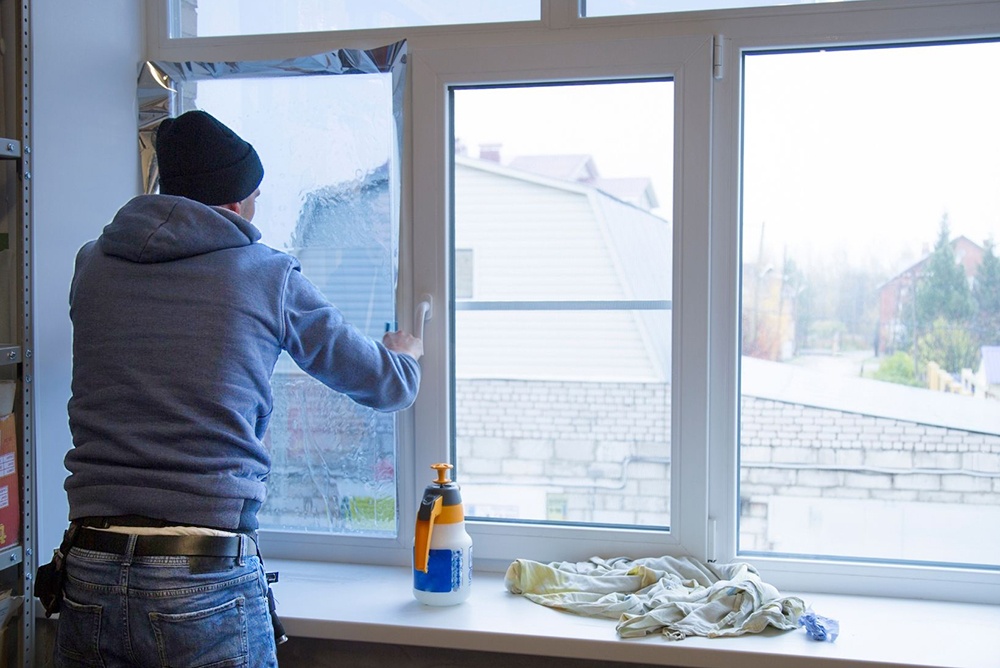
[34,523,79,617]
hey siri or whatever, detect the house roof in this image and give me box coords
[508,154,599,182]
[878,235,984,290]
[744,356,1000,436]
[507,154,659,211]
[587,177,659,210]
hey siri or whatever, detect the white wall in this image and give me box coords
[31,0,143,554]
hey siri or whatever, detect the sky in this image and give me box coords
[583,0,864,15]
[453,81,673,214]
[741,42,1000,273]
[192,0,540,36]
[455,40,1000,276]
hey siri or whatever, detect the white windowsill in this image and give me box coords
[268,559,1000,668]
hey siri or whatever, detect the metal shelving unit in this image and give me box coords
[0,346,19,366]
[0,0,33,666]
[0,545,20,569]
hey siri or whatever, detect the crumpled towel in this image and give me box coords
[505,556,806,641]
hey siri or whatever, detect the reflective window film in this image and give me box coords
[170,0,540,38]
[739,41,1000,566]
[451,81,674,528]
[141,48,405,537]
[204,76,398,536]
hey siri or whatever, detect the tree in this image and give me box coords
[836,264,884,350]
[916,317,979,375]
[914,216,975,332]
[873,351,921,387]
[973,236,1000,346]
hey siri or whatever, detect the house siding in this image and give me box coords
[454,160,671,382]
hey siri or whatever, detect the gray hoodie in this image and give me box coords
[65,194,420,531]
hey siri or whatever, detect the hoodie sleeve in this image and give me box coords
[279,264,420,412]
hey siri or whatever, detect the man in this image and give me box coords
[54,110,422,666]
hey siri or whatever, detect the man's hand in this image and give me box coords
[383,330,423,361]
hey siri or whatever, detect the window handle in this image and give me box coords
[415,294,433,340]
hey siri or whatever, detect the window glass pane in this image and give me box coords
[584,0,865,17]
[452,82,674,527]
[739,41,1000,566]
[174,73,400,536]
[170,0,540,38]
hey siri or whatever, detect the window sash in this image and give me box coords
[705,17,1000,604]
[413,32,713,564]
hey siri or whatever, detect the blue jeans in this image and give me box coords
[55,537,278,667]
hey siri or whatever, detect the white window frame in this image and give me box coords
[145,0,1000,604]
[412,31,713,573]
[707,4,1000,604]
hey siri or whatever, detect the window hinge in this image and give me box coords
[713,34,724,81]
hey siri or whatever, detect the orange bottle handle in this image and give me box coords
[413,494,443,573]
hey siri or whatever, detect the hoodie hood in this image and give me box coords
[100,194,262,263]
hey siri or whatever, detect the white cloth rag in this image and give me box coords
[504,555,806,641]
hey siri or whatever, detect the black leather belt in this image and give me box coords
[73,527,246,558]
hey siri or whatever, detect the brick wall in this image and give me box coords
[739,395,1000,550]
[455,379,671,525]
[455,379,1000,543]
[258,375,1000,544]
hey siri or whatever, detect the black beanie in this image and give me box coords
[156,110,264,206]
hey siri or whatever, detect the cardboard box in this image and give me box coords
[0,591,23,668]
[0,381,13,416]
[0,413,18,548]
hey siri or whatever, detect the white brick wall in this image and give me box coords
[456,379,671,524]
[259,377,1000,539]
[456,380,1000,543]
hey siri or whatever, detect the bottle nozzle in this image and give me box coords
[430,463,453,485]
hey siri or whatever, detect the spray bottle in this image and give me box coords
[413,463,473,605]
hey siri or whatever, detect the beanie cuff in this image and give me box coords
[159,144,263,206]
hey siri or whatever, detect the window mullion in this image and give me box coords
[706,33,742,566]
[670,36,716,563]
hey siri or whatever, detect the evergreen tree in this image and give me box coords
[973,236,1000,346]
[914,215,975,332]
